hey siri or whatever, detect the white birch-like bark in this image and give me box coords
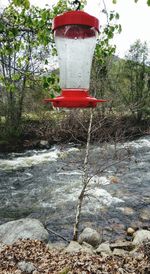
[73,108,93,241]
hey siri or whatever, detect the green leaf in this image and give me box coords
[43,82,49,88]
[47,77,52,83]
[118,24,122,33]
[50,92,55,99]
[147,0,150,5]
[115,13,119,19]
[0,22,4,32]
[12,74,21,81]
[7,83,16,93]
[24,0,30,9]
[112,0,117,3]
[41,10,47,21]
[12,0,30,9]
[110,13,114,21]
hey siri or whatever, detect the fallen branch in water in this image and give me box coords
[45,226,70,243]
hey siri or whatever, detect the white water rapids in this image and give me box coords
[0,136,149,241]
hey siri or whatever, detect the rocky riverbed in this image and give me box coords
[0,218,150,274]
[0,136,149,242]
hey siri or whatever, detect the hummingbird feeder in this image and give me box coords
[44,8,107,108]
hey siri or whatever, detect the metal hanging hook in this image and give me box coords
[72,0,81,10]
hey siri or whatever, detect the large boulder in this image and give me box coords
[79,227,102,247]
[0,218,49,245]
[132,229,150,246]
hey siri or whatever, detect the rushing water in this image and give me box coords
[0,137,150,242]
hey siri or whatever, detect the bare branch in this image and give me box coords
[73,109,93,241]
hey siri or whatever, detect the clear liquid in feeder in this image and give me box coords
[44,11,107,108]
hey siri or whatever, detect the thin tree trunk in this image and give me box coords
[73,108,93,241]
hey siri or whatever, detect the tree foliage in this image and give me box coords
[109,40,150,121]
[90,10,121,115]
[0,0,72,133]
[123,40,150,121]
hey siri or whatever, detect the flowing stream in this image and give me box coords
[0,136,150,242]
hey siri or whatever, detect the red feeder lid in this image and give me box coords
[44,89,107,108]
[52,11,99,32]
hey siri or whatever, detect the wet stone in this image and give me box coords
[39,140,49,149]
[118,207,135,215]
[127,227,135,236]
[140,207,150,221]
[133,229,150,246]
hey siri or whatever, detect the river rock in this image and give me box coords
[140,208,150,221]
[65,241,82,253]
[0,218,49,245]
[110,241,133,251]
[82,242,94,254]
[118,207,135,215]
[96,242,112,255]
[47,242,66,251]
[65,241,94,254]
[133,229,150,246]
[79,227,102,247]
[113,248,129,256]
[18,261,36,273]
[127,227,135,236]
[110,176,120,184]
[39,140,49,148]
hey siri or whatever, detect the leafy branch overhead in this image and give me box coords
[0,0,71,129]
[95,10,121,64]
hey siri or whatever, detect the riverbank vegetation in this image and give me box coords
[0,0,150,153]
[0,110,149,152]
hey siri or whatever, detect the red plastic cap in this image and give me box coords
[55,25,97,39]
[44,89,107,108]
[53,11,99,32]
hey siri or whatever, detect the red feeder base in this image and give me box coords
[44,89,107,108]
